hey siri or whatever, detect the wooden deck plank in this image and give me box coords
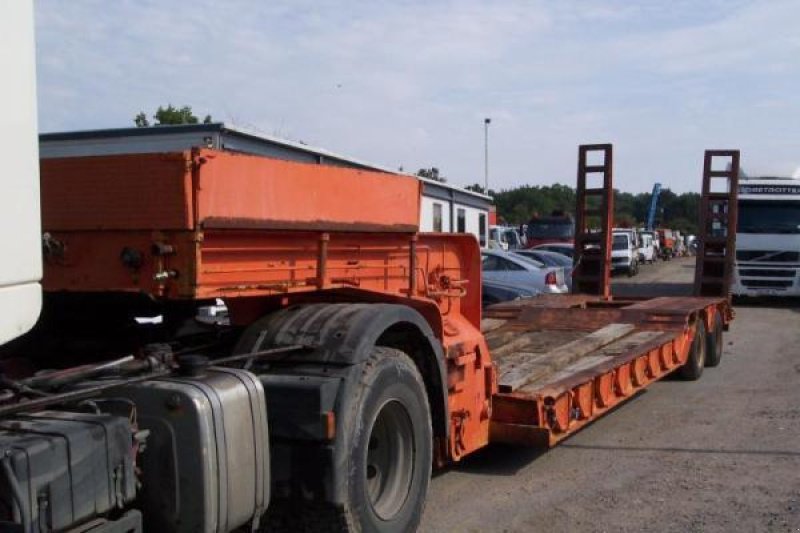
[480,318,508,334]
[498,323,635,392]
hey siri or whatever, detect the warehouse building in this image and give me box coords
[40,123,492,245]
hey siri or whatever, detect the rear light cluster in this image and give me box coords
[545,271,557,286]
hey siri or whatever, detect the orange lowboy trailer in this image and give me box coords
[20,144,736,531]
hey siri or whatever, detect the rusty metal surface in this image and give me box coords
[41,229,200,298]
[573,144,613,298]
[194,149,421,233]
[41,152,194,231]
[694,150,740,299]
[201,217,419,234]
[488,298,730,448]
[41,148,422,299]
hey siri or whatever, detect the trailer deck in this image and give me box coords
[485,294,732,447]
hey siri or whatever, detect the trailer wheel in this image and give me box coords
[705,312,724,367]
[678,319,706,381]
[344,347,432,532]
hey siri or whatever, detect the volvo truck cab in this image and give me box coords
[733,176,800,297]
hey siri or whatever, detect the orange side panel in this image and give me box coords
[41,152,194,230]
[195,149,421,232]
[41,230,198,298]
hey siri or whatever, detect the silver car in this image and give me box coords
[481,249,569,294]
[513,249,574,291]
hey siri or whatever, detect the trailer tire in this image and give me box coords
[705,312,724,367]
[344,346,432,533]
[678,319,706,381]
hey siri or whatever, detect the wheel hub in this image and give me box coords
[365,400,415,520]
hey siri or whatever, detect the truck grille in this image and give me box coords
[737,269,796,278]
[736,250,800,262]
[740,279,793,289]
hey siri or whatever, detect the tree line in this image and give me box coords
[466,183,701,235]
[131,106,699,234]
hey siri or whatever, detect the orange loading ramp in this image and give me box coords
[484,147,738,447]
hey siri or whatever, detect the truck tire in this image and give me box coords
[704,312,724,367]
[259,347,432,533]
[343,347,432,533]
[678,320,706,381]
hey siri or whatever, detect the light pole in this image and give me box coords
[484,117,491,193]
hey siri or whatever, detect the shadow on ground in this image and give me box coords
[436,392,653,477]
[733,296,800,312]
[560,443,800,458]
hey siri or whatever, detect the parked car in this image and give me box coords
[530,242,575,259]
[482,278,539,307]
[481,249,569,294]
[611,231,639,276]
[513,249,574,291]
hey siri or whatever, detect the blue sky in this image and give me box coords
[35,0,800,192]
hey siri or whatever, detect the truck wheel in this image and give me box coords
[344,347,432,533]
[678,319,706,381]
[705,313,724,367]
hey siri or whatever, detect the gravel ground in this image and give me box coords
[421,256,800,533]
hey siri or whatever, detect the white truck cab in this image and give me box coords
[638,232,655,264]
[489,225,523,250]
[732,177,800,297]
[0,0,42,345]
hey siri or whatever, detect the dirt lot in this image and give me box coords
[421,256,800,533]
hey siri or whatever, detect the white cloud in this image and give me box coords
[34,0,800,192]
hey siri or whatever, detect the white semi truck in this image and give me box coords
[0,0,42,346]
[732,176,800,297]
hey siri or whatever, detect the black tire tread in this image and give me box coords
[260,347,431,533]
[705,312,724,368]
[678,319,706,381]
[345,346,431,533]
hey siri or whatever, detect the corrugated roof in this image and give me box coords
[40,122,492,202]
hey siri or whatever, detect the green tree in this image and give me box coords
[134,111,149,127]
[417,167,446,183]
[134,104,213,127]
[465,183,496,196]
[491,183,700,233]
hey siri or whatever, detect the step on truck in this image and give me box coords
[0,135,740,531]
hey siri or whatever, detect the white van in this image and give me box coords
[638,232,655,264]
[611,231,639,276]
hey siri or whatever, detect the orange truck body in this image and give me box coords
[39,147,733,464]
[660,228,676,249]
